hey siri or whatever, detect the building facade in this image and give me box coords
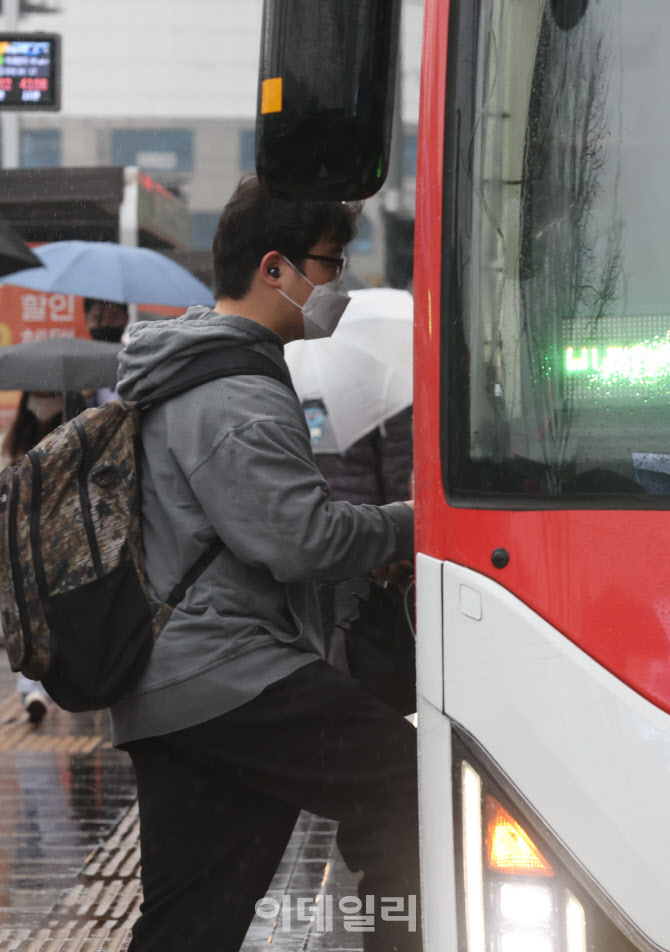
[0,0,423,284]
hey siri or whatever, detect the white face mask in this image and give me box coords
[26,394,64,423]
[278,257,350,339]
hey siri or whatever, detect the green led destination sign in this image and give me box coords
[562,315,670,404]
[565,333,670,382]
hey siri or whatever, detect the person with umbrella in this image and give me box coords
[82,297,129,404]
[288,286,415,505]
[0,390,87,723]
[285,286,415,674]
[84,297,129,345]
[111,174,420,952]
[285,286,414,457]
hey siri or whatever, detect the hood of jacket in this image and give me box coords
[117,305,286,403]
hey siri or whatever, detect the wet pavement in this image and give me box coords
[0,648,363,951]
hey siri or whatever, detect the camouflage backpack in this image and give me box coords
[0,347,293,712]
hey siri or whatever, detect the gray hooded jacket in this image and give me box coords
[110,306,414,746]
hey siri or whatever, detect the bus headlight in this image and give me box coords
[454,735,645,952]
[499,883,553,928]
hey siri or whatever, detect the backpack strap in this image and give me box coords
[139,346,295,408]
[138,345,295,609]
[165,541,223,608]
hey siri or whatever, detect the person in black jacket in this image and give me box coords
[314,406,413,506]
[313,406,414,676]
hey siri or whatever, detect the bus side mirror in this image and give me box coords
[255,0,401,201]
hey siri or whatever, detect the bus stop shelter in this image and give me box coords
[0,165,192,250]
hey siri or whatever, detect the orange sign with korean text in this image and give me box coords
[0,285,89,429]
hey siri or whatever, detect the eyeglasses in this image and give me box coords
[303,253,347,279]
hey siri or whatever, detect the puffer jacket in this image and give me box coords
[314,407,413,505]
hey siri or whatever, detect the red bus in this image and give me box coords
[257,2,670,949]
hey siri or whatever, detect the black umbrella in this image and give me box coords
[0,219,42,278]
[0,337,121,391]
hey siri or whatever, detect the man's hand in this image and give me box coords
[371,560,415,593]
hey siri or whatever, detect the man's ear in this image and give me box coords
[260,251,283,285]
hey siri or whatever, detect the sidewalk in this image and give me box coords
[0,649,362,951]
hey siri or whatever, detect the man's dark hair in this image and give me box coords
[213,175,361,300]
[83,298,129,317]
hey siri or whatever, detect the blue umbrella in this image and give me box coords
[0,240,215,308]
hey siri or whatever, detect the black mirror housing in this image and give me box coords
[255,0,401,201]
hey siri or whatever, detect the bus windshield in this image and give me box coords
[445,0,670,499]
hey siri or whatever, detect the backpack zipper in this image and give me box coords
[7,468,33,664]
[73,418,104,578]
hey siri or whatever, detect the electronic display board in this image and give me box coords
[0,34,60,110]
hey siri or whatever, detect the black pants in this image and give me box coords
[125,660,422,952]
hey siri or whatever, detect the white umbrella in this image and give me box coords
[285,287,413,453]
[0,240,215,308]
